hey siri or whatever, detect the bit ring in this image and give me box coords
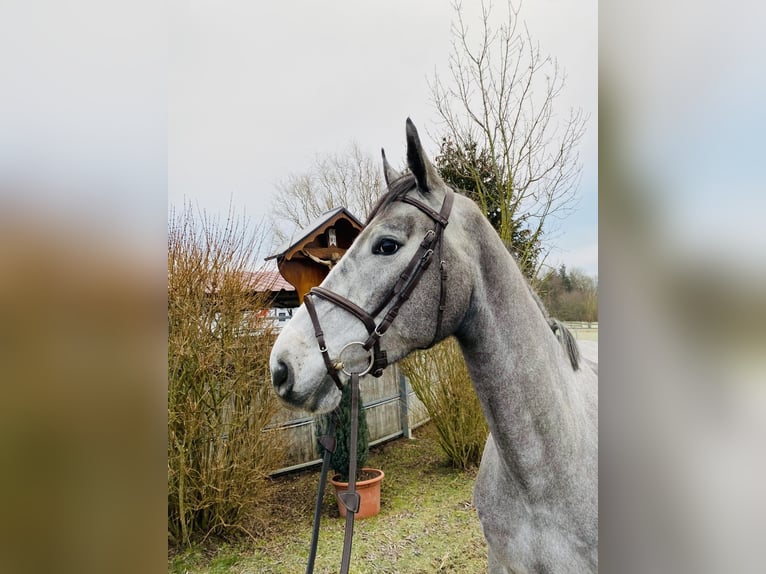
[337,341,375,376]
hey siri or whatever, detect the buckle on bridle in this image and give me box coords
[420,229,435,247]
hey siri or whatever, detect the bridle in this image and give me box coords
[303,182,454,574]
[304,183,454,389]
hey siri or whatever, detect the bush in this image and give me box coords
[315,381,370,482]
[167,204,285,546]
[401,337,488,470]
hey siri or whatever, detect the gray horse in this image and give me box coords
[270,119,598,573]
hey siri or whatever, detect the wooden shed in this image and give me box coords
[265,207,363,303]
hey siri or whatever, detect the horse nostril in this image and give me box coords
[272,360,291,396]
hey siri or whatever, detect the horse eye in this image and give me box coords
[373,238,400,255]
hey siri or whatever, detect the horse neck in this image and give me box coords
[455,223,586,491]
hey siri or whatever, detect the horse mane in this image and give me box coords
[366,173,581,371]
[526,281,581,371]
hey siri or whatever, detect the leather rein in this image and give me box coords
[303,184,454,574]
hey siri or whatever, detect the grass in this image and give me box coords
[169,422,487,573]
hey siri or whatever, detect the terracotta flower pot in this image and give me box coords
[330,468,384,519]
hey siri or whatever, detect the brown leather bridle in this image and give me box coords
[304,184,454,389]
[303,183,454,574]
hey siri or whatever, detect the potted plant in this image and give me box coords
[315,382,384,519]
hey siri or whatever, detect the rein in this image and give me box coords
[306,372,361,574]
[303,184,454,574]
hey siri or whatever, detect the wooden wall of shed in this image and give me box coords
[266,363,430,474]
[277,259,328,304]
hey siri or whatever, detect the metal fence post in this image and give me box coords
[398,366,412,439]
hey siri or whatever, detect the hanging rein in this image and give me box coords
[302,184,454,574]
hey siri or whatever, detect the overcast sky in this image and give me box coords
[169,0,597,275]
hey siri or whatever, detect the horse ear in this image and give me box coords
[405,118,442,193]
[381,148,402,187]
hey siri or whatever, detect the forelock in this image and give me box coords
[365,173,418,225]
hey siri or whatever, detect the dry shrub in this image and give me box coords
[167,204,285,546]
[401,337,488,470]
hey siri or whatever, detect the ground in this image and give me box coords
[169,422,488,573]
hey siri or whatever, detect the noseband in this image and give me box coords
[302,184,453,574]
[303,184,454,390]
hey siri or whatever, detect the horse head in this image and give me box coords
[270,119,474,412]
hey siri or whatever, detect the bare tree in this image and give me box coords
[430,0,587,279]
[271,143,383,242]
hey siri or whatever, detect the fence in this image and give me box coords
[562,321,598,329]
[266,363,429,475]
[563,321,599,341]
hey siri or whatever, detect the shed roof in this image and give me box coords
[265,207,363,261]
[202,269,295,294]
[242,270,295,292]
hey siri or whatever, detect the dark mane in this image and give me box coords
[365,172,418,225]
[527,275,581,370]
